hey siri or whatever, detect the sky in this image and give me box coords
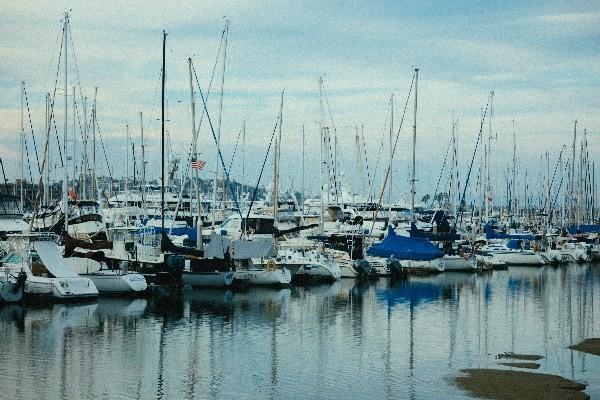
[1,0,599,203]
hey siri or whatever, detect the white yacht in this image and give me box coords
[479,239,545,266]
[1,235,98,301]
[65,257,147,294]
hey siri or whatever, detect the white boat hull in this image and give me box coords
[183,271,234,288]
[83,271,147,293]
[234,268,291,286]
[442,255,478,272]
[399,259,445,273]
[24,276,98,301]
[490,251,544,266]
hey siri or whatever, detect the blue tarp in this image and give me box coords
[567,225,600,234]
[367,227,443,260]
[484,224,536,241]
[409,222,460,241]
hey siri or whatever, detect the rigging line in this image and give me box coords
[23,138,34,200]
[52,117,64,167]
[0,159,7,213]
[246,115,280,224]
[550,159,569,216]
[361,131,372,200]
[44,21,63,92]
[181,38,224,183]
[169,52,223,226]
[23,85,41,174]
[541,146,565,212]
[321,80,336,131]
[370,72,416,231]
[228,125,243,175]
[367,105,390,203]
[94,119,116,190]
[67,20,86,107]
[458,91,492,226]
[192,63,243,219]
[45,23,66,170]
[431,134,453,207]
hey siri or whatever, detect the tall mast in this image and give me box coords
[212,19,228,228]
[44,92,50,205]
[92,87,97,200]
[301,124,305,218]
[242,120,246,210]
[125,124,129,192]
[188,57,201,250]
[411,68,419,222]
[82,96,87,199]
[570,120,577,226]
[161,30,166,232]
[273,91,283,228]
[512,120,516,219]
[72,85,76,187]
[389,94,393,216]
[63,12,69,235]
[20,81,24,213]
[140,112,146,218]
[319,77,325,235]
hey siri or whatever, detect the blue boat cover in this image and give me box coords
[484,224,536,241]
[567,225,600,234]
[367,227,443,260]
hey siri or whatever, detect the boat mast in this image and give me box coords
[72,86,76,187]
[319,77,325,235]
[82,96,87,199]
[44,92,49,205]
[242,120,246,211]
[63,12,69,235]
[411,68,419,223]
[161,30,166,232]
[570,120,577,226]
[388,94,393,218]
[212,19,228,228]
[273,91,283,229]
[140,111,146,218]
[92,87,97,200]
[188,57,202,250]
[20,81,24,213]
[512,120,516,221]
[301,124,305,219]
[125,124,129,193]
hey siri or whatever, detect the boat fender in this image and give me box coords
[266,259,277,272]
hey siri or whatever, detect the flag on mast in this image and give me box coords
[191,158,206,170]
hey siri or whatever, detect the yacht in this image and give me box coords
[1,235,98,301]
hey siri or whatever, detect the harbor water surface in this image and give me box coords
[1,265,599,399]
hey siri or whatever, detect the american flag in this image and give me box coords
[191,158,206,170]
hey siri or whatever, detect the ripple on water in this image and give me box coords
[0,264,599,399]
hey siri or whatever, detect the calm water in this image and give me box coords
[1,265,599,400]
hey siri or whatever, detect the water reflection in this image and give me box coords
[0,265,598,399]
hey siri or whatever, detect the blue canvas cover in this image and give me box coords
[567,225,600,234]
[484,224,536,241]
[367,227,443,260]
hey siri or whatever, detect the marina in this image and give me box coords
[1,3,600,399]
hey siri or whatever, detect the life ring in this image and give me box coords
[266,259,277,272]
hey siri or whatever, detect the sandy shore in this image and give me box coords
[454,368,588,400]
[569,338,600,356]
